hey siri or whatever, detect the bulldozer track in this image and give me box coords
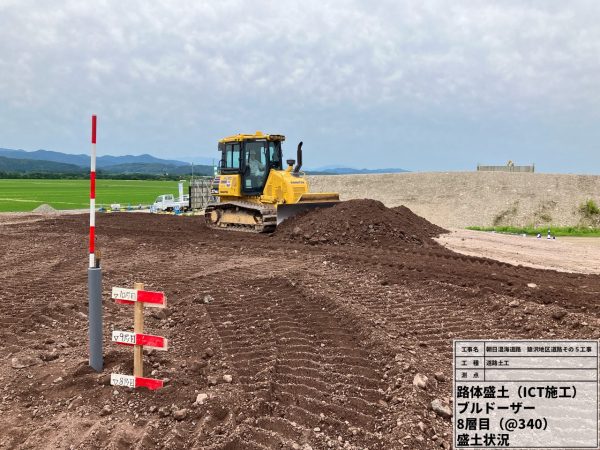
[205,276,391,449]
[205,201,276,234]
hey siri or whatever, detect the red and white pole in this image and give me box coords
[88,114,103,372]
[90,115,97,268]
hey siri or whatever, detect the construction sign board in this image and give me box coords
[111,330,168,350]
[111,287,166,308]
[110,373,164,390]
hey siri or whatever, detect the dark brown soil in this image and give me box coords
[275,199,446,246]
[1,201,599,449]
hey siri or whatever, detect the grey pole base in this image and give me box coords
[88,267,103,371]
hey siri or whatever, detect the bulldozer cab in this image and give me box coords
[219,134,283,196]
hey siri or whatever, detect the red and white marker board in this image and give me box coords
[110,373,163,390]
[112,287,166,308]
[112,330,168,350]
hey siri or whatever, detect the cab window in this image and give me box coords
[244,141,267,169]
[226,143,240,169]
[243,140,268,193]
[268,141,281,168]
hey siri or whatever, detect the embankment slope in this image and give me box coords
[309,171,600,228]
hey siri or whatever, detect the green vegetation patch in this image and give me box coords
[467,225,600,237]
[0,179,189,212]
[580,199,600,218]
[492,201,519,226]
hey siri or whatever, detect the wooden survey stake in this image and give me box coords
[133,282,144,377]
[110,282,166,390]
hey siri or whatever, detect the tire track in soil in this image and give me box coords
[0,248,85,358]
[324,245,600,315]
[206,275,391,449]
[300,259,600,447]
[307,256,600,365]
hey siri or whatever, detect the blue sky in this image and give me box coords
[1,0,599,172]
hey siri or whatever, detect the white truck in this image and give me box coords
[152,194,189,212]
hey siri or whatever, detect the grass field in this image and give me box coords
[0,179,188,212]
[467,225,600,237]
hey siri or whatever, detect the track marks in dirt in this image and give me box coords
[206,275,391,449]
[298,259,600,447]
[325,245,600,316]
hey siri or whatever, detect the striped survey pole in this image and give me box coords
[88,114,103,372]
[90,114,96,268]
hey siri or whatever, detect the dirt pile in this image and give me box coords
[32,203,57,214]
[275,199,446,246]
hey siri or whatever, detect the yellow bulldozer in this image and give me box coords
[205,131,339,232]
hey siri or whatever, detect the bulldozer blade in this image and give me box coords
[276,201,339,225]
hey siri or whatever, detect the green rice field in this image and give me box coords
[0,179,188,212]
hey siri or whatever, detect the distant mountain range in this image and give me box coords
[0,156,83,173]
[0,147,408,176]
[101,162,204,175]
[170,155,219,166]
[0,148,190,168]
[0,147,213,176]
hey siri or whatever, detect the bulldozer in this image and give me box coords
[205,131,339,232]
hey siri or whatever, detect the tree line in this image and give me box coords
[0,171,213,181]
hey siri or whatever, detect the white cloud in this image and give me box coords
[0,0,599,169]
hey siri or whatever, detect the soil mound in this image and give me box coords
[32,204,57,214]
[275,199,446,246]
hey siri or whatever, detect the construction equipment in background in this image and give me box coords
[204,132,339,232]
[152,181,190,212]
[477,161,535,173]
[152,194,189,212]
[189,178,215,210]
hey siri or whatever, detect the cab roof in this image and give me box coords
[219,131,285,143]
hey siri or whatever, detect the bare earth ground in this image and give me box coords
[437,229,600,274]
[1,201,600,450]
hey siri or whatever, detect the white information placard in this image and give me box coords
[111,330,136,345]
[110,373,135,388]
[454,340,598,449]
[111,287,137,302]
